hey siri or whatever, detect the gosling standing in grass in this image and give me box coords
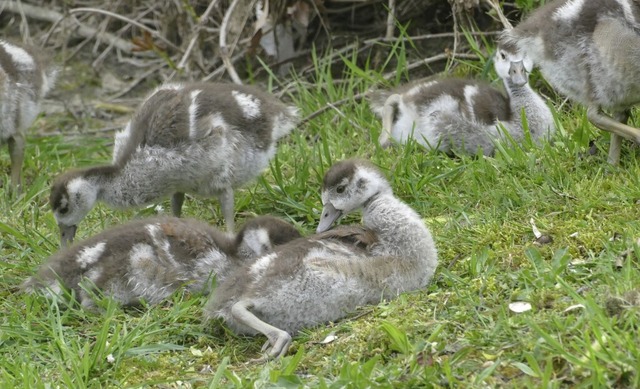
[205,159,438,360]
[22,216,301,308]
[50,82,299,246]
[369,46,554,155]
[500,0,640,164]
[0,39,57,190]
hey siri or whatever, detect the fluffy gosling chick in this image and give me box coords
[1,39,57,190]
[369,47,554,155]
[204,159,438,361]
[22,216,301,309]
[500,0,640,164]
[50,82,299,246]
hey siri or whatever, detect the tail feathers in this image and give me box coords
[272,105,300,140]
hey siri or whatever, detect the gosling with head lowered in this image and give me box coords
[204,159,438,361]
[22,216,301,309]
[369,45,554,155]
[50,82,299,246]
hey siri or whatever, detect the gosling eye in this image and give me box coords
[59,206,69,215]
[500,51,507,60]
[336,185,346,194]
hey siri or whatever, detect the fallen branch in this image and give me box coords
[176,0,222,72]
[219,0,255,84]
[69,7,182,53]
[2,1,134,53]
[385,0,396,40]
[483,0,512,30]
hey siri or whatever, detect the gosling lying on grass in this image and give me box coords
[204,159,438,360]
[369,45,554,155]
[22,216,301,309]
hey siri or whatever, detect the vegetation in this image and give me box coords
[2,1,639,388]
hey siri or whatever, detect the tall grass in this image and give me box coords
[2,20,640,388]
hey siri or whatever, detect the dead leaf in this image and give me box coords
[529,218,542,239]
[288,0,312,27]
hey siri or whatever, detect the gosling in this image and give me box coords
[0,39,57,190]
[22,215,301,309]
[500,0,640,164]
[204,159,438,360]
[369,45,554,155]
[50,82,299,246]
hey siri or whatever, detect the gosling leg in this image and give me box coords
[230,299,292,362]
[171,192,185,217]
[8,133,25,192]
[587,107,639,165]
[218,187,235,232]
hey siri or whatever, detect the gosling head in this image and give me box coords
[50,170,99,247]
[317,159,391,233]
[494,42,533,88]
[236,216,302,259]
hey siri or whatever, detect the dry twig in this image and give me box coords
[483,0,512,29]
[220,0,257,84]
[175,0,222,73]
[3,1,135,53]
[385,0,396,40]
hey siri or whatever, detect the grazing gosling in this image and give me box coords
[369,46,554,155]
[50,82,299,246]
[205,159,438,360]
[0,39,57,190]
[500,0,640,164]
[22,216,301,309]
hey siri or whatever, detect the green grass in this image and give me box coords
[2,36,640,388]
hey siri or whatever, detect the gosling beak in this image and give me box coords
[317,202,343,233]
[59,224,78,248]
[509,60,528,87]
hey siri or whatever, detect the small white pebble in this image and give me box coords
[508,302,532,313]
[320,333,337,344]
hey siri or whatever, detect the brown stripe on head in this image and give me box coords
[496,32,520,55]
[50,169,84,212]
[49,166,118,212]
[322,159,381,191]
